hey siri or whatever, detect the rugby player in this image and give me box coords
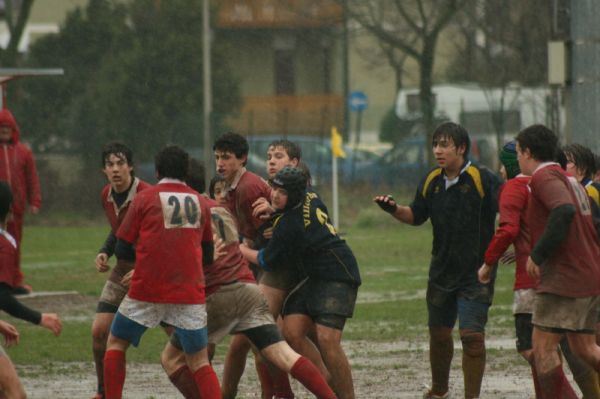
[241,167,361,399]
[160,166,337,399]
[103,146,220,399]
[516,125,600,398]
[91,142,151,399]
[374,122,500,399]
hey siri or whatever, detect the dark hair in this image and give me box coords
[268,139,302,161]
[297,160,312,187]
[432,122,470,156]
[556,149,568,171]
[155,145,189,180]
[213,132,249,165]
[563,143,596,180]
[101,142,133,168]
[186,158,206,193]
[0,181,12,222]
[209,175,226,199]
[515,124,558,162]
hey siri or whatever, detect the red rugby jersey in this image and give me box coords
[484,176,536,290]
[117,180,212,304]
[204,198,255,296]
[225,169,271,241]
[0,229,19,287]
[528,164,600,297]
[101,177,151,232]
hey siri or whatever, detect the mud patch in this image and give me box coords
[12,293,581,398]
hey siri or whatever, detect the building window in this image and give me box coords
[275,50,295,95]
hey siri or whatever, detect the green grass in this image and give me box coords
[4,219,519,364]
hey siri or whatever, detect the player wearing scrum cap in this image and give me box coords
[241,166,361,399]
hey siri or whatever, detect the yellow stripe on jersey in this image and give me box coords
[466,166,485,199]
[586,185,600,207]
[272,213,283,228]
[422,168,442,198]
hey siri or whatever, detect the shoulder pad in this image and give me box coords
[466,166,485,199]
[586,184,600,207]
[422,168,442,197]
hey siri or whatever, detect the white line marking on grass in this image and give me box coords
[16,290,79,298]
[22,261,79,269]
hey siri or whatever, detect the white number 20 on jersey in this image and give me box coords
[159,192,201,229]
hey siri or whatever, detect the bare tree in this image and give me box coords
[0,0,35,66]
[448,0,553,150]
[344,0,467,164]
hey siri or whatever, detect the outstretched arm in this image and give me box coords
[0,284,62,336]
[373,195,414,224]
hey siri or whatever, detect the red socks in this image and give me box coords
[256,359,275,398]
[271,365,295,398]
[193,365,221,399]
[103,350,126,399]
[169,365,200,399]
[530,363,542,398]
[538,365,578,399]
[290,356,337,399]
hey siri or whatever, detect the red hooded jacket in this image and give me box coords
[0,110,41,216]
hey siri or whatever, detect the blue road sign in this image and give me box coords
[348,91,368,112]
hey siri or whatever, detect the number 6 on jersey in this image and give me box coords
[159,192,201,228]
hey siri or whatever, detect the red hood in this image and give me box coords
[0,110,20,143]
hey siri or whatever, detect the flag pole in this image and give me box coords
[332,149,339,230]
[331,126,345,230]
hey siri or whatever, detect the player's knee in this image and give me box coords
[429,326,453,345]
[461,332,485,358]
[282,324,304,347]
[161,343,187,374]
[91,322,109,344]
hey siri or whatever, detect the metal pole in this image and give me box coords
[342,0,350,141]
[202,0,212,186]
[332,154,339,230]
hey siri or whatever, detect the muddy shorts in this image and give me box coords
[533,293,600,333]
[96,260,133,313]
[282,278,358,330]
[259,267,302,291]
[205,282,275,345]
[426,284,490,332]
[512,288,535,315]
[97,280,128,313]
[117,295,207,330]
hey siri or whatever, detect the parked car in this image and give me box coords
[245,134,378,185]
[135,136,379,185]
[372,135,492,186]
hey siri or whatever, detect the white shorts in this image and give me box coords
[118,295,207,330]
[513,288,536,315]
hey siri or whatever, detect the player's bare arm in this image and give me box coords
[239,242,258,265]
[373,194,414,224]
[121,270,133,287]
[252,196,274,219]
[525,256,540,280]
[0,320,19,347]
[478,263,494,284]
[95,252,110,272]
[40,313,62,336]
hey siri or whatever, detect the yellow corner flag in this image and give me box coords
[331,126,346,158]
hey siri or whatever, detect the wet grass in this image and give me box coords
[4,215,518,364]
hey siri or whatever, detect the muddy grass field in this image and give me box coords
[12,293,568,398]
